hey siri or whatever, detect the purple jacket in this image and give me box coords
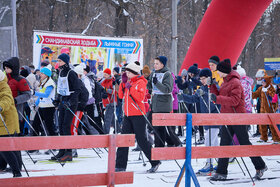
[240,76,254,113]
[171,72,178,110]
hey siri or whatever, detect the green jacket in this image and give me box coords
[147,66,173,113]
[0,75,20,135]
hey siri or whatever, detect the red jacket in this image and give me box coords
[211,71,246,113]
[101,77,117,108]
[119,75,147,116]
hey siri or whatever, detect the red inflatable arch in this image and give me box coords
[180,0,272,73]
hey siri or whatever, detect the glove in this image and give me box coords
[206,77,212,86]
[125,82,132,89]
[262,87,269,92]
[52,99,60,107]
[153,76,158,84]
[122,73,128,84]
[63,101,71,109]
[210,93,217,102]
[102,92,108,99]
[0,106,2,113]
[195,89,205,96]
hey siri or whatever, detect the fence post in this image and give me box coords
[107,134,117,187]
[185,113,192,187]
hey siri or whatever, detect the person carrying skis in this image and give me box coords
[115,61,161,173]
[0,70,22,177]
[209,59,267,181]
[51,53,81,162]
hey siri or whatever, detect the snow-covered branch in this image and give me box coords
[82,13,102,35]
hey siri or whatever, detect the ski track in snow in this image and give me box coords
[1,130,280,187]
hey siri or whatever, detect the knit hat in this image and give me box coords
[40,67,52,77]
[104,68,111,75]
[235,65,246,77]
[113,67,120,74]
[58,53,70,64]
[199,68,212,78]
[0,70,5,81]
[208,56,220,65]
[188,63,199,75]
[181,69,188,77]
[217,59,232,74]
[156,56,167,67]
[125,61,141,75]
[142,65,151,75]
[255,69,266,78]
[74,65,84,75]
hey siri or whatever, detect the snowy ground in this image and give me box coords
[1,126,280,187]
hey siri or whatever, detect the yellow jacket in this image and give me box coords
[0,75,20,135]
[212,70,223,87]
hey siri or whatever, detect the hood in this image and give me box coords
[155,66,169,73]
[224,70,240,83]
[3,57,20,77]
[241,76,254,86]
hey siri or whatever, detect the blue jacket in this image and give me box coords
[182,85,219,130]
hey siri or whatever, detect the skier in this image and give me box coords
[115,61,161,173]
[209,59,267,181]
[51,53,81,162]
[183,68,220,175]
[147,56,181,147]
[0,69,22,177]
[3,57,31,136]
[101,68,119,134]
[32,65,57,137]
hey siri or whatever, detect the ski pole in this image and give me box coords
[37,110,65,167]
[0,113,29,177]
[139,151,147,166]
[63,104,102,159]
[83,113,108,153]
[129,95,182,170]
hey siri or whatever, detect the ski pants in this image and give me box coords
[205,128,219,164]
[216,125,266,175]
[116,115,160,169]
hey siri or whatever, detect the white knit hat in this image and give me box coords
[125,61,141,74]
[236,65,246,77]
[255,69,266,78]
[0,70,5,81]
[74,64,84,75]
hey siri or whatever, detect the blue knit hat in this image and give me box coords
[188,63,199,75]
[156,56,167,67]
[58,53,70,64]
[40,67,52,77]
[199,68,212,78]
[113,67,120,74]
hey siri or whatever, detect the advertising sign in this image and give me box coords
[33,31,143,74]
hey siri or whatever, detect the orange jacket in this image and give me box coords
[101,77,117,108]
[119,75,147,116]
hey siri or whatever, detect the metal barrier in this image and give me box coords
[0,134,135,187]
[151,113,280,187]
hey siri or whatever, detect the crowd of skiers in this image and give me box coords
[0,53,280,180]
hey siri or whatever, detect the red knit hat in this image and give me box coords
[104,68,111,75]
